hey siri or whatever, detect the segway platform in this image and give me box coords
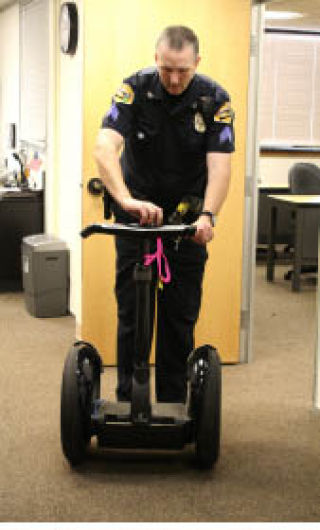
[92,400,193,450]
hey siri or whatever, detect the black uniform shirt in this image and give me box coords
[101,67,235,213]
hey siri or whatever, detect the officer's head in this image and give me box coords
[155,26,201,95]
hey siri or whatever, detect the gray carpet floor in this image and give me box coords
[0,264,319,522]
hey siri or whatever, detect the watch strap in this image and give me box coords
[200,210,216,226]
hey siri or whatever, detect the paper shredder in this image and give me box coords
[22,234,69,317]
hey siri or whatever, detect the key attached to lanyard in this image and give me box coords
[174,236,182,252]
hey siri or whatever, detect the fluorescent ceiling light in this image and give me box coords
[265,11,303,20]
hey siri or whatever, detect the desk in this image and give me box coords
[0,189,43,289]
[266,195,320,292]
[257,186,290,245]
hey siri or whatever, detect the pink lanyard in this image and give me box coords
[144,237,171,284]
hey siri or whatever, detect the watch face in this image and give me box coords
[59,2,78,55]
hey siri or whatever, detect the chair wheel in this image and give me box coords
[188,345,221,470]
[60,341,102,466]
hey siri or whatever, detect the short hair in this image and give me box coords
[156,26,199,56]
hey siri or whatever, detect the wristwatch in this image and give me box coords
[200,210,216,227]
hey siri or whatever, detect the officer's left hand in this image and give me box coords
[192,215,214,246]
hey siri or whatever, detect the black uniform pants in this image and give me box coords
[114,235,208,403]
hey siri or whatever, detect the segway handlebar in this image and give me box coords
[81,223,196,239]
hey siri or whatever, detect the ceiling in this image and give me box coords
[265,0,320,30]
[0,0,320,30]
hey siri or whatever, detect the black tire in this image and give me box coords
[188,345,221,470]
[60,342,101,466]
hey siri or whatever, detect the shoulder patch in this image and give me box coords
[114,83,135,105]
[214,101,234,124]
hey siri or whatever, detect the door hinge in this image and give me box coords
[245,175,253,198]
[241,309,250,331]
[250,34,258,58]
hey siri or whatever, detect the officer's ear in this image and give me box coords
[194,55,201,68]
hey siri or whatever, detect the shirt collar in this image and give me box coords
[147,71,198,114]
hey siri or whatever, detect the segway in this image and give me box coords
[60,223,222,469]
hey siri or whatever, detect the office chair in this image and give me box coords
[289,162,320,194]
[285,162,320,280]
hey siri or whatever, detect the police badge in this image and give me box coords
[194,112,206,133]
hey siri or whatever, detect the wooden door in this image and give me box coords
[81,0,251,364]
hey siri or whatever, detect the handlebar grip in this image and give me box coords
[180,225,196,236]
[80,224,101,238]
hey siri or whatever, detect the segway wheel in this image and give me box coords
[60,341,102,466]
[189,345,221,470]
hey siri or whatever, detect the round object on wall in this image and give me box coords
[59,2,78,55]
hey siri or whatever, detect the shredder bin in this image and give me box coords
[22,234,69,317]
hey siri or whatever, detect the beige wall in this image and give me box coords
[259,155,320,187]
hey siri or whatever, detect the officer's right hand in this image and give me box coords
[120,197,163,226]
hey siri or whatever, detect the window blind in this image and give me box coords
[259,30,320,147]
[20,0,49,148]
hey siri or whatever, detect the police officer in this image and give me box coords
[94,26,235,403]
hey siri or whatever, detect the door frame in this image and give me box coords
[240,1,265,363]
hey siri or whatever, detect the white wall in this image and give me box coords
[49,0,83,326]
[0,0,82,326]
[0,3,19,162]
[259,156,320,187]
